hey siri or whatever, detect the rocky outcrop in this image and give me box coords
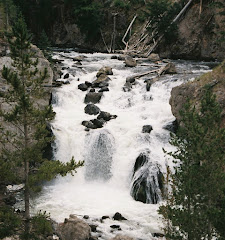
[57,215,91,240]
[170,61,225,127]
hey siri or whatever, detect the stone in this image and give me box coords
[97,111,112,121]
[63,73,69,79]
[110,235,135,240]
[142,125,153,133]
[81,121,97,129]
[84,92,103,104]
[113,212,127,221]
[145,79,152,92]
[89,224,98,232]
[101,216,110,220]
[98,82,109,88]
[85,81,92,87]
[148,53,160,62]
[73,55,85,62]
[110,225,121,229]
[125,56,137,67]
[152,233,165,237]
[96,66,113,77]
[90,89,95,92]
[92,75,111,88]
[78,83,88,91]
[57,215,91,240]
[133,153,148,174]
[99,87,109,92]
[163,120,178,133]
[117,55,126,61]
[84,104,100,115]
[163,62,177,74]
[83,215,89,219]
[91,119,105,128]
[126,76,135,84]
[111,55,118,59]
[123,82,132,92]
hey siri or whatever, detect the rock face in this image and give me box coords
[57,215,91,240]
[170,61,225,128]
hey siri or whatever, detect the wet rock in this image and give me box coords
[101,216,110,220]
[73,55,85,62]
[85,81,92,87]
[144,79,152,92]
[159,62,177,75]
[89,224,98,232]
[82,121,97,129]
[110,225,121,230]
[152,233,165,237]
[63,73,69,79]
[84,92,103,104]
[148,53,160,62]
[142,125,153,133]
[123,82,132,92]
[163,120,178,133]
[57,215,91,240]
[133,153,148,174]
[91,119,105,128]
[96,66,113,77]
[78,83,89,91]
[97,111,117,121]
[90,89,95,92]
[92,75,111,88]
[83,215,89,219]
[125,56,137,67]
[110,235,135,240]
[118,55,126,61]
[113,212,127,221]
[111,55,118,59]
[99,87,109,92]
[126,76,135,84]
[98,81,109,88]
[85,104,100,115]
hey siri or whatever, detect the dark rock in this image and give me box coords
[161,63,177,74]
[110,235,134,240]
[92,75,111,88]
[133,153,148,174]
[102,216,110,220]
[142,125,153,134]
[63,73,69,79]
[91,119,105,128]
[113,212,127,221]
[82,121,97,129]
[97,111,112,121]
[148,53,160,62]
[78,83,88,91]
[96,66,113,77]
[84,92,103,104]
[84,104,100,115]
[4,195,16,206]
[110,225,121,229]
[89,224,98,232]
[99,87,109,92]
[111,55,118,59]
[145,79,152,92]
[118,55,126,61]
[163,120,178,133]
[125,56,137,67]
[152,233,165,237]
[85,81,92,87]
[123,82,132,92]
[73,55,85,62]
[53,82,63,87]
[62,67,69,70]
[90,89,95,92]
[63,80,70,85]
[89,237,98,240]
[83,215,89,219]
[98,82,109,88]
[126,76,136,84]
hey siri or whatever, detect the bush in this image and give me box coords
[0,206,21,238]
[113,0,130,9]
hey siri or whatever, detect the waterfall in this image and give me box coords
[33,52,212,240]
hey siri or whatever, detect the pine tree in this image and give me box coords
[159,87,225,239]
[0,16,83,238]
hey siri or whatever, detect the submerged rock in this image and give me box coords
[63,73,69,79]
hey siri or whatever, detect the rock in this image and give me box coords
[84,92,103,104]
[123,82,132,92]
[148,53,160,62]
[3,195,16,206]
[84,104,100,115]
[110,225,121,230]
[90,89,95,92]
[91,119,105,128]
[98,81,109,88]
[57,215,91,240]
[160,62,177,75]
[117,55,126,61]
[89,224,98,232]
[78,83,88,91]
[101,216,110,220]
[111,55,118,59]
[163,120,178,133]
[145,79,152,92]
[125,56,137,67]
[63,73,69,79]
[97,111,114,121]
[126,76,135,84]
[85,81,92,87]
[63,80,70,85]
[99,87,109,92]
[96,66,113,77]
[82,121,97,129]
[113,212,127,221]
[142,125,153,133]
[152,233,165,237]
[83,215,89,219]
[92,75,111,88]
[73,55,85,62]
[133,153,148,174]
[110,235,135,240]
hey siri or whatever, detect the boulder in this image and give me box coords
[123,82,132,92]
[63,73,69,79]
[84,92,103,104]
[84,104,100,115]
[82,121,97,129]
[90,89,95,92]
[98,82,109,88]
[159,63,177,75]
[142,125,153,133]
[73,55,85,62]
[111,55,118,59]
[99,87,109,92]
[110,225,121,230]
[110,235,134,240]
[85,81,92,87]
[92,75,111,88]
[113,212,127,221]
[96,66,113,77]
[101,216,110,220]
[97,111,117,121]
[125,56,137,67]
[148,53,160,62]
[125,76,135,84]
[133,153,148,174]
[144,79,152,92]
[78,83,89,91]
[57,215,91,240]
[163,120,178,133]
[117,55,126,61]
[91,119,105,128]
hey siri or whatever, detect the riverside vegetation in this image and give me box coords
[0,0,225,239]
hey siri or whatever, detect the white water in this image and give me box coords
[33,52,212,240]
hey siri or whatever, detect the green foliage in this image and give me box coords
[38,30,50,51]
[1,0,18,31]
[0,206,21,238]
[160,88,225,239]
[31,211,53,237]
[113,0,130,9]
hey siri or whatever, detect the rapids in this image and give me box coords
[33,52,213,239]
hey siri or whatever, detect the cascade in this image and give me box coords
[33,52,212,239]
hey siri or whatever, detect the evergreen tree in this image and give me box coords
[159,87,225,239]
[0,16,83,238]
